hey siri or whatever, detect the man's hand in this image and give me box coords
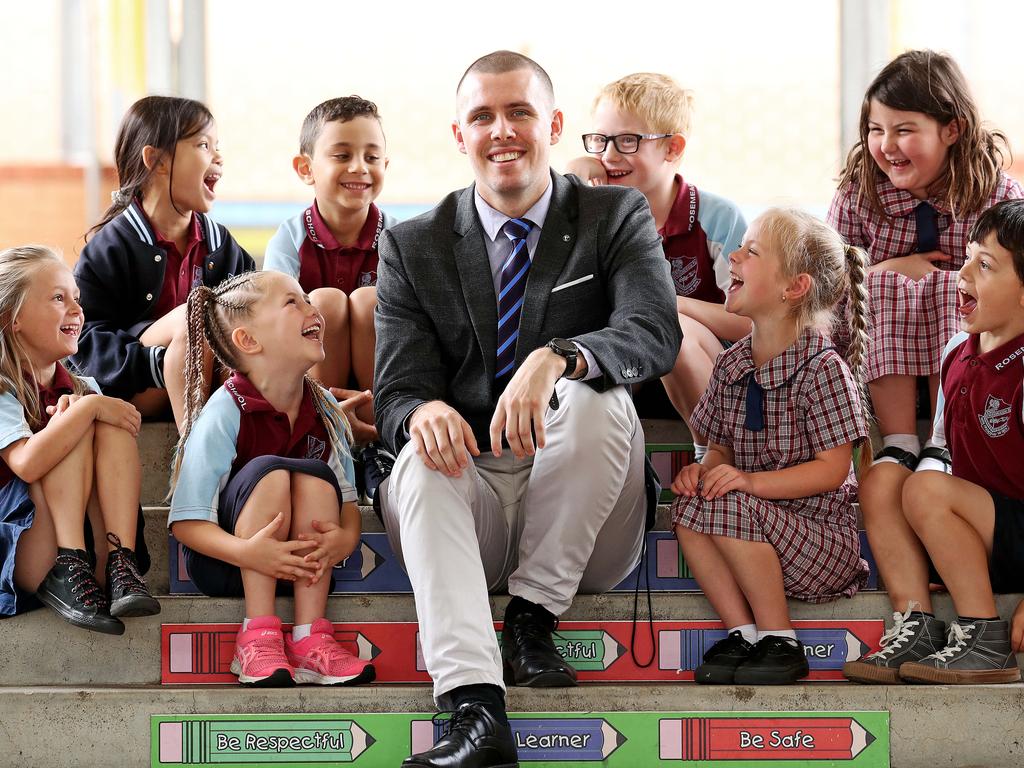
[565,156,609,186]
[408,400,480,476]
[329,388,379,445]
[490,348,564,459]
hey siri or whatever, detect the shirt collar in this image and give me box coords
[36,361,75,397]
[474,179,553,243]
[719,328,831,389]
[305,201,383,252]
[964,332,1024,374]
[223,371,321,436]
[137,202,203,252]
[876,178,952,218]
[660,175,696,238]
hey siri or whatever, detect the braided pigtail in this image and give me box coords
[307,375,353,461]
[844,243,874,476]
[168,285,216,494]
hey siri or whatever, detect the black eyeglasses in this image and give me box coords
[582,133,673,154]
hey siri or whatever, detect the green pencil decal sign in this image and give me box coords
[152,711,889,766]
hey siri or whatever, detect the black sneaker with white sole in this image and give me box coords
[36,548,124,635]
[733,635,809,685]
[695,631,756,684]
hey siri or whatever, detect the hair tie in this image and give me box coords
[110,188,132,207]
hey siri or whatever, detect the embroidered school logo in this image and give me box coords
[979,395,1011,438]
[306,435,326,460]
[670,256,700,296]
[358,271,376,288]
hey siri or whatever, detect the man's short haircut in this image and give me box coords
[456,50,555,108]
[968,199,1024,284]
[594,73,695,137]
[299,96,382,157]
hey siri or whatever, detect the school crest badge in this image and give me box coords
[670,256,700,296]
[358,271,376,288]
[979,395,1011,438]
[306,435,326,460]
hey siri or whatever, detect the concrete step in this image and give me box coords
[3,592,1022,687]
[0,682,1020,767]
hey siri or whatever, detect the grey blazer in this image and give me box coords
[374,170,681,455]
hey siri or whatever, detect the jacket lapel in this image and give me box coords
[517,172,576,362]
[453,185,498,382]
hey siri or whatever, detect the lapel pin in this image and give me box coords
[563,234,571,242]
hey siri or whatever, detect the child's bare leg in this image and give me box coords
[40,424,94,551]
[290,474,356,625]
[348,287,377,388]
[661,315,723,444]
[860,463,933,613]
[904,472,997,618]
[676,525,753,627]
[93,423,141,550]
[233,470,292,618]
[710,535,791,630]
[131,388,170,420]
[928,374,940,419]
[309,288,350,389]
[14,486,57,592]
[870,374,918,437]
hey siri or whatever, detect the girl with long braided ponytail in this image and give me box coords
[168,270,373,687]
[669,208,873,686]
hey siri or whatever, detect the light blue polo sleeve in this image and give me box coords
[321,387,358,504]
[263,214,304,279]
[0,390,32,453]
[168,387,240,526]
[698,189,747,295]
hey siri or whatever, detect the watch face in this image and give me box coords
[549,338,574,355]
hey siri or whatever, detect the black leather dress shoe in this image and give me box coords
[403,703,518,768]
[502,610,577,687]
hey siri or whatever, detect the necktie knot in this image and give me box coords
[503,218,533,242]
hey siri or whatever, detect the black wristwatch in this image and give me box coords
[546,338,579,379]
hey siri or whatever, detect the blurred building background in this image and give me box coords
[2,0,1022,262]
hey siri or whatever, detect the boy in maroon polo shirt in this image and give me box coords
[265,97,398,500]
[846,200,1024,685]
[566,74,747,461]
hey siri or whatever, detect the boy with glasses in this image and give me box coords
[568,73,746,462]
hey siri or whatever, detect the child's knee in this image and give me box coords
[235,470,292,534]
[94,420,134,447]
[901,472,947,523]
[348,286,377,317]
[310,288,349,327]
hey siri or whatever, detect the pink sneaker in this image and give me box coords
[286,618,376,685]
[230,616,294,687]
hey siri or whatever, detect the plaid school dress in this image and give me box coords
[671,329,870,602]
[827,174,1023,380]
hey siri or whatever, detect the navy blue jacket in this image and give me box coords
[72,201,254,399]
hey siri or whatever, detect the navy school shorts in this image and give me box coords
[989,492,1024,593]
[182,456,344,597]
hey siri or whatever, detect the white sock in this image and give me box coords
[291,623,313,642]
[693,443,708,463]
[757,629,797,642]
[874,434,920,465]
[241,618,251,632]
[729,624,757,644]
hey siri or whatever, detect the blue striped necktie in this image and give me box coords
[495,217,534,380]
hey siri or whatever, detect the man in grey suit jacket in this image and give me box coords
[375,51,680,768]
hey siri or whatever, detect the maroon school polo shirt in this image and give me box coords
[942,332,1024,499]
[296,201,383,294]
[661,175,724,304]
[135,205,208,320]
[222,372,334,477]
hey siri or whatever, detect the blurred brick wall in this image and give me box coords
[0,165,117,265]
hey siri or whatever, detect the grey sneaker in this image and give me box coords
[899,619,1021,684]
[843,603,946,684]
